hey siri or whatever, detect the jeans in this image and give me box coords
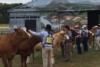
[82,37,88,52]
[76,37,82,54]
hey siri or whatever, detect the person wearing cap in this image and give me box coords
[28,24,54,67]
[74,25,82,54]
[81,25,89,52]
[95,24,100,50]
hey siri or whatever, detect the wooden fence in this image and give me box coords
[0,30,9,34]
[0,24,9,34]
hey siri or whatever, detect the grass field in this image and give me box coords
[0,48,100,67]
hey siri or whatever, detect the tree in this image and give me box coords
[0,3,22,24]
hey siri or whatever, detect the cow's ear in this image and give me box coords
[14,28,18,32]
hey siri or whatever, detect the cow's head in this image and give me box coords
[14,28,29,40]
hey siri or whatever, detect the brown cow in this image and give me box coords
[53,29,66,47]
[0,28,29,67]
[88,26,97,48]
[88,31,95,48]
[17,34,42,67]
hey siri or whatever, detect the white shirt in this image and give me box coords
[82,28,88,37]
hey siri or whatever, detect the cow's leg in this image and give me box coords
[88,39,91,49]
[26,56,31,63]
[7,57,13,67]
[2,57,8,67]
[8,55,15,67]
[93,36,95,48]
[32,50,34,63]
[21,55,27,67]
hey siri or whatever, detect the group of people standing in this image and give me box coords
[74,25,88,54]
[27,23,99,67]
[60,24,89,62]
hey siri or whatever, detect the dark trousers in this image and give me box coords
[76,37,82,54]
[82,37,88,52]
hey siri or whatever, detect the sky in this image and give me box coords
[69,0,100,3]
[0,0,32,4]
[0,0,100,4]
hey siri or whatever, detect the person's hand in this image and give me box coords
[28,29,31,32]
[28,29,32,34]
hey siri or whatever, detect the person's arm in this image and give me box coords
[28,30,43,36]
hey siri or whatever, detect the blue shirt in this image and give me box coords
[30,30,53,47]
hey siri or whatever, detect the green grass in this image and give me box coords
[0,48,100,67]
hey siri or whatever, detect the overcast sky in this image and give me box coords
[0,0,100,4]
[0,0,32,4]
[69,0,100,3]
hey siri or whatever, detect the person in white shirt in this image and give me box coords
[28,24,54,67]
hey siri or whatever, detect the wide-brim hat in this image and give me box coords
[82,25,87,28]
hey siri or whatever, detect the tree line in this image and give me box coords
[0,3,22,24]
